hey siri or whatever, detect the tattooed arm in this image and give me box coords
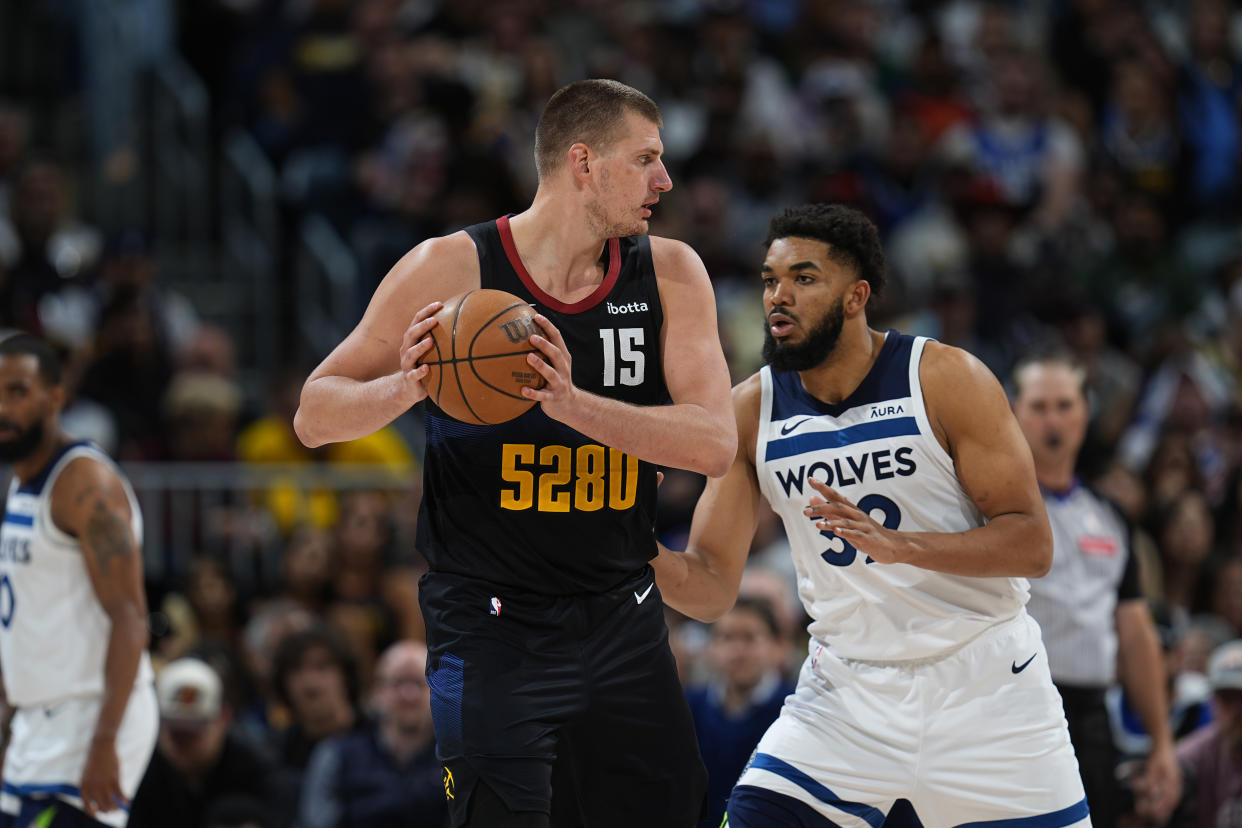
[50,456,148,817]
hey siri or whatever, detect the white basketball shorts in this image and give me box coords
[2,681,158,828]
[731,611,1091,827]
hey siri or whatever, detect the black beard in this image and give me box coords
[762,300,845,372]
[0,419,45,463]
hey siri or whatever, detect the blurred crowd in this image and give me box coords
[3,0,1242,826]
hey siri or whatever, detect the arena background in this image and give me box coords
[1,1,1241,826]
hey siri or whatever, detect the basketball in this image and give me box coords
[420,289,546,424]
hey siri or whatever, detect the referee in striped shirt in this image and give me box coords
[1012,349,1182,827]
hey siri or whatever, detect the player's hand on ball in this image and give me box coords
[523,314,580,419]
[80,738,126,816]
[400,301,442,403]
[803,477,908,564]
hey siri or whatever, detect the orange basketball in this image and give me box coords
[420,289,546,424]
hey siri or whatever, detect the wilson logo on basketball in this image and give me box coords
[500,318,539,343]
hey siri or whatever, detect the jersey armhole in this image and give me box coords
[908,337,957,475]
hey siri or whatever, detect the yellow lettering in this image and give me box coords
[575,445,606,511]
[608,448,638,509]
[538,445,572,512]
[500,444,535,510]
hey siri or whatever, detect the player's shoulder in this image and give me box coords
[648,236,708,280]
[373,230,480,306]
[399,230,478,273]
[918,339,1003,395]
[49,449,126,515]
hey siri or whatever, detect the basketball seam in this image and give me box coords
[450,291,487,425]
[467,303,544,403]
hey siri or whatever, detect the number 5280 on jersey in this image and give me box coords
[500,443,639,512]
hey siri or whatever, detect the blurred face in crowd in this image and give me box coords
[1013,361,1089,473]
[708,606,780,694]
[584,110,672,239]
[336,491,391,563]
[1211,558,1242,632]
[283,526,333,600]
[14,161,66,241]
[1160,491,1214,567]
[761,237,851,372]
[373,642,432,736]
[285,644,351,725]
[0,355,59,463]
[187,557,237,626]
[1214,688,1242,752]
[160,711,229,776]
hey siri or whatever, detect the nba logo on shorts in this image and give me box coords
[489,597,502,616]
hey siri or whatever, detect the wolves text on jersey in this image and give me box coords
[773,446,917,497]
[0,534,30,564]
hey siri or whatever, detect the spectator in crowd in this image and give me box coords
[1174,639,1242,828]
[269,623,361,817]
[685,596,795,828]
[299,640,447,828]
[1106,602,1214,763]
[129,658,278,828]
[1013,349,1182,825]
[0,156,100,333]
[1153,489,1216,621]
[205,795,272,828]
[236,370,415,534]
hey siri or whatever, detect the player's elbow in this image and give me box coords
[701,430,737,479]
[1025,522,1054,578]
[293,407,326,448]
[684,594,737,624]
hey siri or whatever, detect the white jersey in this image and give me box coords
[0,441,153,707]
[754,332,1029,661]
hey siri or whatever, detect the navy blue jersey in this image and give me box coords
[416,216,669,595]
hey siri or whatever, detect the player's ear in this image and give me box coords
[845,279,871,315]
[48,383,67,413]
[568,143,591,180]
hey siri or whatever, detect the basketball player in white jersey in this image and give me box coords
[653,204,1090,827]
[0,335,156,828]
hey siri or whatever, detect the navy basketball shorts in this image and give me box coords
[420,567,707,828]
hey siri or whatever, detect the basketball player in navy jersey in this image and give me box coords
[0,335,157,828]
[653,204,1090,827]
[295,80,734,827]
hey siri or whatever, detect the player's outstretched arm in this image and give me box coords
[652,378,762,621]
[294,233,479,448]
[524,238,736,477]
[807,343,1052,577]
[50,457,148,817]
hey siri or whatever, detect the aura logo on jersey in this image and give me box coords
[773,446,917,497]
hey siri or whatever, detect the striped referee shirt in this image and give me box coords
[1025,480,1142,688]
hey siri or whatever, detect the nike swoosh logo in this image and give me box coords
[780,417,814,436]
[634,583,654,604]
[1012,653,1037,674]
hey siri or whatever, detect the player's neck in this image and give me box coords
[508,197,610,300]
[11,427,68,484]
[1034,462,1075,495]
[797,325,887,406]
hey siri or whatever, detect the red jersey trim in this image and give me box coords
[497,214,621,314]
